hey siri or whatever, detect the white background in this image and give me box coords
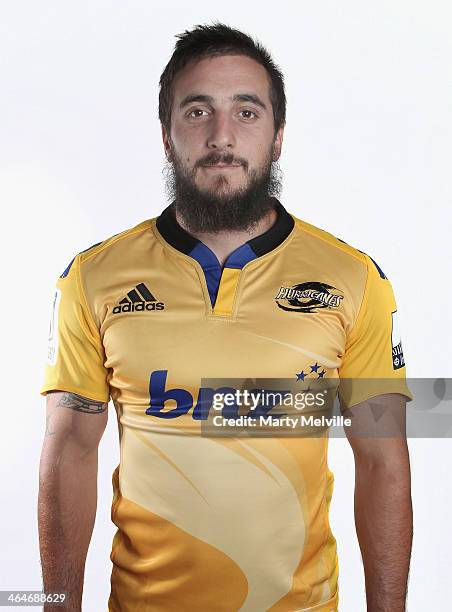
[1,1,451,610]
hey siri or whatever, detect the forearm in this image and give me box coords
[38,444,99,612]
[354,459,413,612]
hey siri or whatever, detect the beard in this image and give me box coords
[163,141,283,234]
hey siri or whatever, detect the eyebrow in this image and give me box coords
[179,93,267,111]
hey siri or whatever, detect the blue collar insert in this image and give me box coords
[156,198,295,307]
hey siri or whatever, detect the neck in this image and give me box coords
[174,206,278,268]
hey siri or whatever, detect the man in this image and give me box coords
[38,23,413,612]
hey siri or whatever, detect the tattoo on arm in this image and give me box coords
[55,392,108,414]
[45,415,55,436]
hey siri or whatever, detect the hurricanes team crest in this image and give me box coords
[275,282,344,313]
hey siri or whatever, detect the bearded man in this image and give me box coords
[39,22,413,612]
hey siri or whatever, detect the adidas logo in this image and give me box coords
[112,283,165,314]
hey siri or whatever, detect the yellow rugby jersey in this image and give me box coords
[41,198,412,612]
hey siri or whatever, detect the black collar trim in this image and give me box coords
[155,197,294,258]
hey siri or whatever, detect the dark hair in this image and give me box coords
[158,22,286,137]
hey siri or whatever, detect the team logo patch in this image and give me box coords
[391,310,405,369]
[275,282,344,313]
[113,282,165,314]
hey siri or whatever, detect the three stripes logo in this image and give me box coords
[112,282,165,314]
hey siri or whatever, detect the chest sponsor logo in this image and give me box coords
[113,282,165,314]
[275,282,344,313]
[146,370,285,420]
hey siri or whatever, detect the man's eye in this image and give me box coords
[188,109,208,118]
[239,110,257,120]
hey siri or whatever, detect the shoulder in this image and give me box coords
[291,214,388,281]
[59,218,156,279]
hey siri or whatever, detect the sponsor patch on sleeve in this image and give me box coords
[391,310,405,370]
[47,288,61,366]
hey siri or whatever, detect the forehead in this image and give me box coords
[172,54,271,104]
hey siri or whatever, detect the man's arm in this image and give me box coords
[38,391,108,612]
[343,392,413,612]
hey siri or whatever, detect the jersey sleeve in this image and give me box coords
[40,254,110,403]
[338,254,413,409]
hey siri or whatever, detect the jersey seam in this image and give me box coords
[75,254,107,349]
[294,587,339,611]
[207,313,238,321]
[192,264,214,317]
[343,254,371,349]
[294,217,366,265]
[321,437,332,558]
[79,220,155,265]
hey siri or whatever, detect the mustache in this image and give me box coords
[195,153,248,170]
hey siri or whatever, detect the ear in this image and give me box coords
[161,123,172,161]
[272,126,285,162]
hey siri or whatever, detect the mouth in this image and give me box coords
[201,164,242,169]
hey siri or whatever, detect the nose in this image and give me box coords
[206,112,236,150]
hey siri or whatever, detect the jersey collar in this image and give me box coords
[155,198,295,308]
[156,197,295,262]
